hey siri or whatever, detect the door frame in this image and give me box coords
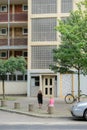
[42,75,55,97]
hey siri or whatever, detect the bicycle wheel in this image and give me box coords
[65,94,74,104]
[80,94,87,101]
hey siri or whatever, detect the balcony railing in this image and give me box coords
[0,37,27,46]
[0,12,28,22]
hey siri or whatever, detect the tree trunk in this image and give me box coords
[78,69,80,102]
[2,79,5,100]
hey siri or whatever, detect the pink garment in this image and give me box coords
[49,98,54,106]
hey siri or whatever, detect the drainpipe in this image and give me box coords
[8,0,10,58]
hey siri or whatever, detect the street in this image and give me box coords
[0,124,87,130]
[0,111,87,130]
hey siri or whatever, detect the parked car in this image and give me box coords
[71,101,87,120]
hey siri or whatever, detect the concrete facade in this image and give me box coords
[0,0,86,98]
[27,0,87,98]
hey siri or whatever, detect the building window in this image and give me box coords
[0,74,27,81]
[31,46,56,69]
[50,78,52,85]
[23,28,28,35]
[31,76,40,86]
[45,78,48,85]
[0,28,7,35]
[32,18,57,41]
[45,88,48,95]
[0,51,7,58]
[25,75,27,81]
[1,5,7,12]
[23,51,27,57]
[17,75,23,81]
[32,0,57,14]
[0,75,7,81]
[61,0,73,13]
[23,5,28,11]
[9,75,16,81]
[50,88,52,95]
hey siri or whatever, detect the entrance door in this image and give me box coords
[43,76,54,97]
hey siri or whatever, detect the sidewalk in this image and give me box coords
[0,96,73,118]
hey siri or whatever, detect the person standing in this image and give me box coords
[37,90,43,108]
[47,96,54,113]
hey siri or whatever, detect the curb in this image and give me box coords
[0,107,71,118]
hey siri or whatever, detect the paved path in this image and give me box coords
[0,96,87,118]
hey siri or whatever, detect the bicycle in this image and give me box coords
[64,91,87,104]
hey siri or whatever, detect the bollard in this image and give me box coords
[48,106,54,114]
[14,102,20,109]
[28,104,34,112]
[1,100,6,107]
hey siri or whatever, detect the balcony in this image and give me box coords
[0,37,27,50]
[0,0,27,5]
[0,12,28,22]
[13,13,28,21]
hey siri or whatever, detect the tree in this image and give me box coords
[0,56,27,99]
[50,0,87,101]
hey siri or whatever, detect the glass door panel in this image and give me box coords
[43,76,54,97]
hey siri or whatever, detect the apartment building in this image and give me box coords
[28,0,73,98]
[27,0,87,98]
[0,0,28,95]
[0,0,86,98]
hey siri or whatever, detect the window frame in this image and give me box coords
[22,5,28,11]
[9,75,16,81]
[61,0,73,13]
[0,28,7,35]
[0,51,7,58]
[1,5,7,12]
[31,76,40,86]
[22,28,28,35]
[23,51,27,58]
[17,75,24,81]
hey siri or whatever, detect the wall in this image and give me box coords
[0,81,27,95]
[74,74,87,96]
